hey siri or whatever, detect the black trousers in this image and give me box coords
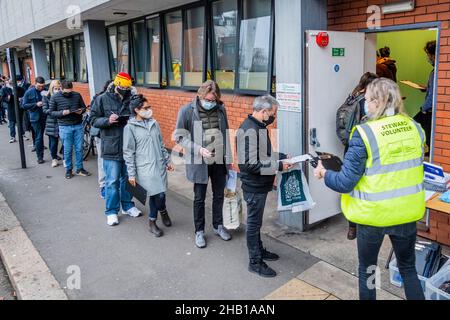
[243,191,268,262]
[357,222,424,300]
[414,111,432,155]
[193,164,227,232]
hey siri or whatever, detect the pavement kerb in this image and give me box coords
[0,191,68,300]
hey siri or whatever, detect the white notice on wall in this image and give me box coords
[276,83,302,113]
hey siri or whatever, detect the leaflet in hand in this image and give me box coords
[282,155,313,165]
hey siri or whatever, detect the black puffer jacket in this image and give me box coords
[90,84,132,161]
[42,93,59,137]
[49,91,86,126]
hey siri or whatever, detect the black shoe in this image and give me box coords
[149,220,163,237]
[160,210,172,227]
[248,260,277,278]
[56,156,62,161]
[65,171,73,179]
[37,159,45,164]
[347,226,357,240]
[76,169,92,177]
[262,248,279,261]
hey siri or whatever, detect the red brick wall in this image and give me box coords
[22,58,35,84]
[136,88,255,150]
[73,82,91,106]
[328,0,450,172]
[418,210,450,246]
[2,62,9,77]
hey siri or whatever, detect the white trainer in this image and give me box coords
[51,159,59,168]
[122,207,142,218]
[107,214,119,226]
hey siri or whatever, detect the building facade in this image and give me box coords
[1,0,450,239]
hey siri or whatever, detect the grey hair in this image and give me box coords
[253,95,280,112]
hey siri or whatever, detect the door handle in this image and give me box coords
[310,128,320,148]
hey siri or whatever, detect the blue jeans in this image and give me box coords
[59,124,84,171]
[357,222,425,300]
[103,160,135,216]
[149,192,167,220]
[8,120,16,138]
[31,120,45,160]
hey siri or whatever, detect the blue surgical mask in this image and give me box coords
[201,100,217,111]
[364,100,369,116]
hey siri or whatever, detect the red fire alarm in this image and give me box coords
[316,32,329,48]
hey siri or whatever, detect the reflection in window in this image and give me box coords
[212,0,237,90]
[165,11,182,87]
[238,0,272,91]
[117,25,130,74]
[132,20,146,85]
[53,41,61,80]
[62,38,75,81]
[74,35,88,82]
[47,43,54,79]
[147,17,160,85]
[107,27,118,77]
[183,6,205,87]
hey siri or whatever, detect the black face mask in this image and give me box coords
[263,115,276,126]
[117,88,131,97]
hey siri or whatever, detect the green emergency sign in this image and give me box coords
[332,48,345,57]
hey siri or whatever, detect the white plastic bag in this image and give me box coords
[223,189,242,230]
[277,167,315,213]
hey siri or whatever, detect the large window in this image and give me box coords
[117,25,130,74]
[131,17,161,86]
[165,11,183,87]
[53,40,61,80]
[132,20,147,85]
[105,0,274,94]
[212,0,238,90]
[47,34,88,82]
[62,38,75,81]
[183,6,205,88]
[238,0,273,92]
[107,26,118,77]
[74,35,88,82]
[147,16,161,86]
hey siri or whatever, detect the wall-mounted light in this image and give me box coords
[382,0,415,14]
[113,12,128,16]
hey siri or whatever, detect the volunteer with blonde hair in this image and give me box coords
[314,78,426,300]
[43,80,63,168]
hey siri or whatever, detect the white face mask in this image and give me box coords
[139,109,153,119]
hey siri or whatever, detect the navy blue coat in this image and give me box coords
[22,87,44,123]
[324,130,368,194]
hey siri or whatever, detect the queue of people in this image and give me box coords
[0,70,430,300]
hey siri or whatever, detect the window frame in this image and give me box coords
[234,0,275,96]
[46,33,87,83]
[103,0,275,95]
[180,3,208,91]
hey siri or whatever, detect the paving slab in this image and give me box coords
[264,278,331,300]
[297,261,401,301]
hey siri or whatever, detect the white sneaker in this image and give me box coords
[51,159,59,168]
[107,214,119,226]
[9,137,16,143]
[122,207,142,218]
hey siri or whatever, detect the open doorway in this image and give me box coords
[364,27,440,160]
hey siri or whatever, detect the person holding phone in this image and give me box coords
[123,94,174,237]
[49,80,91,179]
[22,76,47,164]
[175,80,232,248]
[90,72,142,227]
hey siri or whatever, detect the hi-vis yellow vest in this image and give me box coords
[341,114,426,227]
